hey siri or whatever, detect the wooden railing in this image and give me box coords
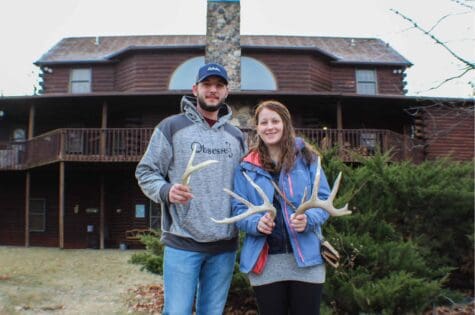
[0,127,421,170]
[295,128,411,161]
[246,128,421,162]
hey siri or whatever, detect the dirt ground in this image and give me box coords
[0,246,159,315]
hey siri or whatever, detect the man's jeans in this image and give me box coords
[162,246,236,315]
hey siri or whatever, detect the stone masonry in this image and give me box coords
[206,0,241,91]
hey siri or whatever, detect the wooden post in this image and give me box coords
[24,103,34,247]
[100,101,108,157]
[402,125,409,160]
[59,130,65,160]
[28,105,35,139]
[24,172,30,247]
[99,174,105,249]
[99,101,108,248]
[336,100,344,153]
[336,100,343,129]
[59,162,65,249]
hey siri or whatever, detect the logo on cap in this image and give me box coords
[196,63,229,84]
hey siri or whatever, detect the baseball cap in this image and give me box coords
[196,63,229,84]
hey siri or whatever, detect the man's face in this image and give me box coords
[192,76,229,112]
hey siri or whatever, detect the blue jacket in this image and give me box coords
[231,138,331,273]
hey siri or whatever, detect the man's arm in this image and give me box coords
[135,127,173,203]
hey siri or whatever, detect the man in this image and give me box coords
[135,63,245,315]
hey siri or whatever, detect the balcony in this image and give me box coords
[0,128,423,170]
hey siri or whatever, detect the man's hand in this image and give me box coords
[169,183,193,204]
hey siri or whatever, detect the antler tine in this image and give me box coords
[295,156,351,217]
[181,145,219,185]
[211,171,276,224]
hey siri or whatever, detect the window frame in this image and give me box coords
[70,68,92,93]
[356,69,378,95]
[168,56,277,91]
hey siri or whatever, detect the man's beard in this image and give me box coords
[197,95,222,112]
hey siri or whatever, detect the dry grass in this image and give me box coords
[0,246,160,315]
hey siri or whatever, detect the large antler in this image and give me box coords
[181,145,219,185]
[295,156,351,217]
[211,172,276,224]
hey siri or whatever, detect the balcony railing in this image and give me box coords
[0,128,422,170]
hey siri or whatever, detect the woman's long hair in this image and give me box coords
[251,100,317,173]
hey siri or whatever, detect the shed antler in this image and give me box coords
[181,145,219,185]
[295,156,351,217]
[211,172,276,224]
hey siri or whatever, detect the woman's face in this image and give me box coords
[256,107,284,148]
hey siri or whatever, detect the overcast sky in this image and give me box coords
[0,0,473,97]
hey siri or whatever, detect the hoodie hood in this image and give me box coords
[180,95,233,129]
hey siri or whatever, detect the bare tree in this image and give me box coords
[391,0,474,92]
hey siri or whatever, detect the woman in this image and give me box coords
[231,100,331,315]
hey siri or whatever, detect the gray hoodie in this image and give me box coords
[135,96,245,244]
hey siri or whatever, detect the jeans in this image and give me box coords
[162,246,236,315]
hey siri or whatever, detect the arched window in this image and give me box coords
[168,56,277,90]
[169,56,205,90]
[241,56,277,90]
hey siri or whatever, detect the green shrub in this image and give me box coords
[319,149,474,314]
[129,233,164,275]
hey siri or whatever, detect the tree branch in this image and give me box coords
[390,9,475,70]
[451,0,474,10]
[424,67,473,92]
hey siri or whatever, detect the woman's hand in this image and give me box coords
[169,183,193,204]
[257,213,275,235]
[290,213,307,232]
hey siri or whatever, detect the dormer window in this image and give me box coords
[70,69,92,93]
[356,69,377,95]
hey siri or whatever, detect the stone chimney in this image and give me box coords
[206,0,241,91]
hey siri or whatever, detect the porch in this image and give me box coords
[0,127,422,170]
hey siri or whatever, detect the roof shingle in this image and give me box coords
[36,35,411,66]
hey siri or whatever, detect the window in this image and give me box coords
[360,132,377,155]
[135,204,146,219]
[241,56,277,90]
[29,199,46,232]
[169,57,205,90]
[65,130,84,154]
[356,70,377,95]
[70,69,92,93]
[149,201,161,230]
[169,56,277,90]
[12,128,26,142]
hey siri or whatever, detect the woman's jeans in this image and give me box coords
[162,246,236,315]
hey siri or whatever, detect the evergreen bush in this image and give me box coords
[319,149,474,314]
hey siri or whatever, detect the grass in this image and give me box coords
[0,246,160,315]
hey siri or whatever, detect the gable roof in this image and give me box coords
[35,35,411,67]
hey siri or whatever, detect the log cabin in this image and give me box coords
[0,1,472,249]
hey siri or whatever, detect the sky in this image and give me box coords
[0,0,473,97]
